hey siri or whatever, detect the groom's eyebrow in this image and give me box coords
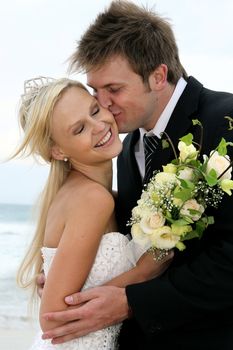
[87,83,120,90]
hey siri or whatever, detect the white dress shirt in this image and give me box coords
[135,77,187,178]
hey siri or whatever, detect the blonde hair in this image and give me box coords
[13,77,87,299]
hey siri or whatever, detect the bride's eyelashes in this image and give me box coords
[73,103,100,135]
[74,125,84,134]
[74,103,100,135]
[92,104,100,116]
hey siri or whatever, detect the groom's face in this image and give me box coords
[87,55,159,133]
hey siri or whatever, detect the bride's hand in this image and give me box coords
[135,249,174,281]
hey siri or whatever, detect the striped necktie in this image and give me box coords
[143,134,159,184]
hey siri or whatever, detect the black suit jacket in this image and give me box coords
[116,77,233,349]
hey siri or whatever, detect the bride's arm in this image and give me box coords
[39,185,114,332]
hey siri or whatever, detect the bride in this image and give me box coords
[14,77,171,349]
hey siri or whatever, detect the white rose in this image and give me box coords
[178,167,194,181]
[154,172,177,185]
[140,211,165,234]
[180,199,204,221]
[150,226,180,250]
[178,141,198,162]
[131,223,151,246]
[132,206,144,218]
[207,151,232,180]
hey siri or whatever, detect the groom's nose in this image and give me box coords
[96,90,112,109]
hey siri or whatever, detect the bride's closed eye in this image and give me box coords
[74,125,84,134]
[92,104,100,116]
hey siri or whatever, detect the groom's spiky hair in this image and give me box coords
[69,0,187,84]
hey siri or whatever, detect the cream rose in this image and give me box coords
[139,211,165,234]
[207,151,232,180]
[178,141,198,163]
[150,226,180,250]
[131,223,151,246]
[178,167,194,181]
[180,199,204,221]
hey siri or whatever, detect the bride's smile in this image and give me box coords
[95,129,112,147]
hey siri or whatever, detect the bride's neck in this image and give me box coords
[71,161,113,192]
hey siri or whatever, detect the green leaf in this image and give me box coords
[162,139,170,149]
[217,138,227,156]
[192,119,202,127]
[215,138,233,156]
[189,159,202,168]
[172,218,191,226]
[181,230,200,241]
[178,178,195,190]
[207,216,215,225]
[174,188,192,201]
[165,216,175,224]
[200,160,207,173]
[171,159,179,165]
[179,133,193,146]
[204,168,218,186]
[180,215,194,224]
[175,241,186,251]
[195,219,208,238]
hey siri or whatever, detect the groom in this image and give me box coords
[41,1,233,349]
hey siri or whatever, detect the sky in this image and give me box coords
[0,0,233,204]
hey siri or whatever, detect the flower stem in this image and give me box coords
[160,131,178,161]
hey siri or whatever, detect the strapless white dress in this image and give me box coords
[29,232,133,350]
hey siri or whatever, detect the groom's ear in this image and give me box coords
[51,144,66,161]
[148,64,168,91]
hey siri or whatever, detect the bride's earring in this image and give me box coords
[64,157,68,162]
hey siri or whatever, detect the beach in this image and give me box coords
[0,327,37,350]
[0,203,38,349]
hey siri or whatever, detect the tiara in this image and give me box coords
[21,76,55,102]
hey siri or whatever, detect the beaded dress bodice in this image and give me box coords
[29,232,133,350]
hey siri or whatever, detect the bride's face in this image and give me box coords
[50,86,122,167]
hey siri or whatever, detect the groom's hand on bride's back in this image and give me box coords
[36,272,46,298]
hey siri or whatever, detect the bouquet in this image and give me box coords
[127,119,233,263]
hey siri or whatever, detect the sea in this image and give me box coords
[0,203,38,330]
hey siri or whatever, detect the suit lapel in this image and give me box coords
[151,77,203,171]
[124,130,143,192]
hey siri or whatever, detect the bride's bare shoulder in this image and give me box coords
[65,177,114,214]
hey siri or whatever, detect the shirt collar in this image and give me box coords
[139,77,187,140]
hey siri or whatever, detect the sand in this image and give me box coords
[0,327,37,350]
